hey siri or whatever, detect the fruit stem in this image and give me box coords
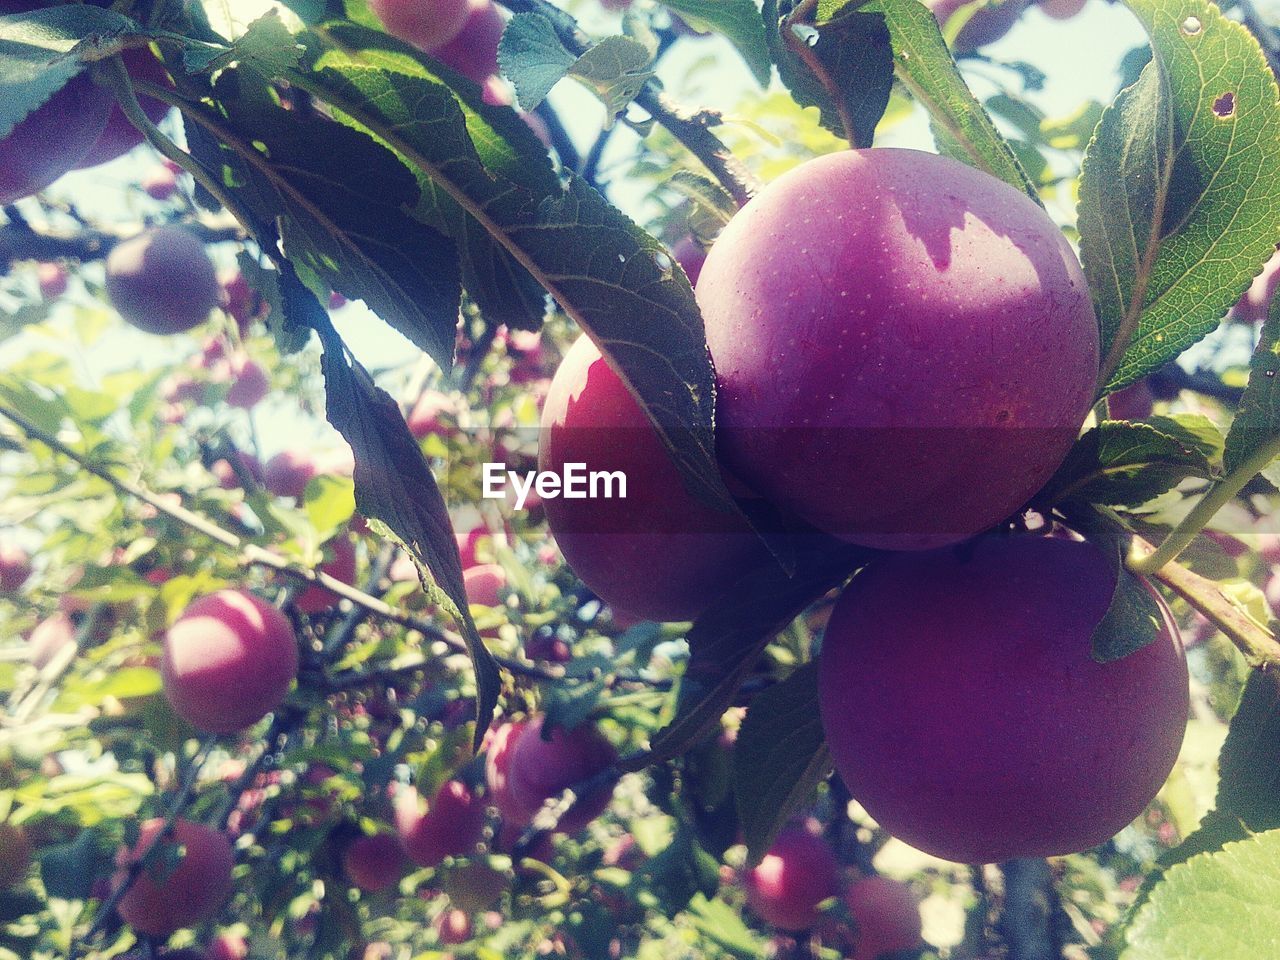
[1127,433,1280,575]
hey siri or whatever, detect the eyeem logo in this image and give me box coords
[483,463,627,510]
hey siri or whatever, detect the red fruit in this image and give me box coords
[506,716,617,833]
[540,335,764,621]
[211,450,264,490]
[328,290,348,309]
[369,0,471,51]
[926,0,1030,52]
[840,876,923,960]
[206,932,249,960]
[115,818,234,936]
[1107,380,1155,421]
[161,590,299,733]
[0,544,31,594]
[1039,0,1087,18]
[742,827,840,931]
[464,563,506,608]
[436,907,473,945]
[407,390,457,439]
[105,227,220,335]
[294,537,357,614]
[524,630,572,663]
[0,822,33,887]
[263,450,317,499]
[456,527,486,568]
[395,780,486,867]
[1231,248,1280,324]
[0,2,112,202]
[429,0,506,84]
[142,164,179,200]
[484,721,529,824]
[36,262,68,299]
[28,612,76,669]
[225,357,270,409]
[671,236,706,286]
[818,535,1189,863]
[74,47,173,169]
[698,149,1099,550]
[218,268,261,331]
[342,833,405,892]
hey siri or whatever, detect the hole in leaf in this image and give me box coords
[1181,15,1202,34]
[1212,92,1236,117]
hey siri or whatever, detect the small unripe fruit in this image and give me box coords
[28,611,76,669]
[369,0,471,51]
[395,780,486,867]
[742,827,840,931]
[263,450,318,499]
[342,833,405,892]
[295,537,357,614]
[115,818,234,936]
[698,149,1099,550]
[161,590,298,733]
[0,543,32,594]
[841,876,923,960]
[206,932,249,960]
[506,715,617,833]
[436,907,473,944]
[1039,0,1087,18]
[106,227,220,335]
[540,335,764,621]
[36,262,68,300]
[818,535,1188,863]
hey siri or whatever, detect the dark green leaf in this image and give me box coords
[565,35,655,128]
[38,831,106,900]
[734,662,833,865]
[182,10,303,76]
[1223,289,1280,476]
[315,318,500,747]
[1216,669,1280,831]
[498,13,578,111]
[629,823,719,914]
[0,4,135,137]
[662,0,771,85]
[1080,0,1280,390]
[631,541,865,769]
[1041,420,1215,508]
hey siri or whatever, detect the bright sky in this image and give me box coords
[1,0,1153,460]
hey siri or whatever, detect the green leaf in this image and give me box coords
[1223,291,1280,476]
[1122,829,1280,960]
[499,16,654,125]
[766,0,1035,197]
[1215,670,1280,832]
[192,69,463,370]
[38,831,106,900]
[1068,507,1167,662]
[632,541,865,768]
[733,662,833,865]
[1146,412,1225,467]
[686,893,768,959]
[1080,0,1280,391]
[0,4,135,138]
[182,10,304,76]
[297,44,741,518]
[303,473,358,542]
[662,0,771,85]
[629,823,719,914]
[315,317,499,748]
[1041,420,1215,508]
[769,0,893,147]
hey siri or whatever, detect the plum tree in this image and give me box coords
[114,818,235,936]
[742,827,841,931]
[428,0,506,85]
[294,536,357,613]
[161,590,299,733]
[0,822,32,887]
[394,780,486,867]
[263,449,318,499]
[697,149,1099,550]
[0,543,31,594]
[0,2,113,203]
[504,715,617,833]
[369,0,471,52]
[840,876,923,960]
[342,833,406,892]
[105,227,220,335]
[224,356,270,410]
[817,535,1188,863]
[540,335,765,621]
[73,47,173,170]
